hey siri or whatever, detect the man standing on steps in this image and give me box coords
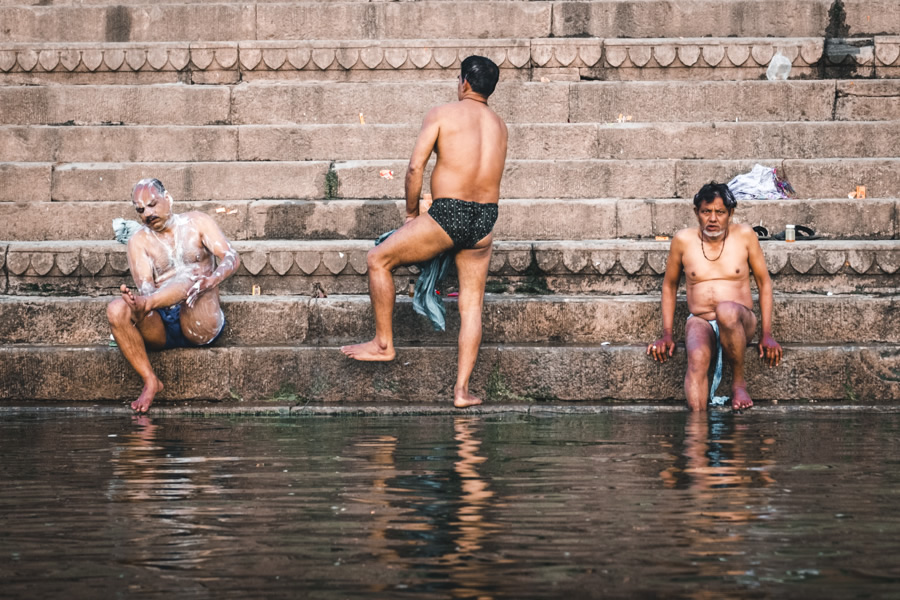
[647,182,782,412]
[107,178,240,413]
[341,56,508,409]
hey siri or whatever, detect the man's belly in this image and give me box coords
[686,279,753,319]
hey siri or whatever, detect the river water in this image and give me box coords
[1,411,899,598]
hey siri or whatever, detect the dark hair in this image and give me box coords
[693,181,737,211]
[132,177,166,199]
[460,55,500,98]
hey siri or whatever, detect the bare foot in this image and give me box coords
[340,340,395,362]
[732,385,753,412]
[454,387,483,409]
[120,284,150,323]
[131,377,163,413]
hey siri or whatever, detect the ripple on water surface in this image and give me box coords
[1,412,900,598]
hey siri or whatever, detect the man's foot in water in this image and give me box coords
[732,385,753,412]
[340,340,396,362]
[454,386,483,409]
[132,377,163,414]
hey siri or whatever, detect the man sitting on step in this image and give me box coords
[107,178,240,413]
[647,182,782,412]
[341,55,508,409]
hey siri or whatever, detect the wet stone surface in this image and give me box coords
[1,411,899,598]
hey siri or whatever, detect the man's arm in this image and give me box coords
[125,234,193,318]
[747,231,782,367]
[404,108,441,222]
[186,213,241,307]
[648,235,684,362]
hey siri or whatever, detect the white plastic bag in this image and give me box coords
[766,51,792,81]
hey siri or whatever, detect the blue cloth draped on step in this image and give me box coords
[688,314,730,406]
[376,230,454,332]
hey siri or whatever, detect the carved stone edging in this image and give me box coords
[0,37,857,75]
[4,242,900,279]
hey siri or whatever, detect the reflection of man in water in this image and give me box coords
[647,182,782,411]
[341,56,508,409]
[107,178,240,413]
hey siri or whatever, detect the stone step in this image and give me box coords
[3,37,895,84]
[3,239,899,296]
[0,1,895,43]
[1,293,896,347]
[1,343,897,403]
[0,198,895,242]
[4,157,898,203]
[6,121,900,163]
[4,80,898,127]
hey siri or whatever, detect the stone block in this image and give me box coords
[844,1,900,36]
[237,124,417,161]
[0,163,51,201]
[836,80,900,121]
[552,1,828,38]
[50,161,328,202]
[231,81,570,125]
[2,344,899,403]
[0,125,239,163]
[783,159,900,199]
[0,85,230,126]
[257,2,551,41]
[247,199,403,241]
[570,81,836,124]
[0,5,256,43]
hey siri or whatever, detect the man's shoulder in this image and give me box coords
[126,228,151,250]
[729,222,757,242]
[672,227,698,244]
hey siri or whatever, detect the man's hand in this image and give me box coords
[647,334,676,363]
[186,275,212,308]
[759,334,782,367]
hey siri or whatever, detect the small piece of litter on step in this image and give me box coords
[252,285,261,296]
[600,341,611,346]
[215,207,226,213]
[359,113,365,124]
[448,292,459,297]
[826,291,833,296]
[227,209,238,215]
[379,169,394,179]
[655,235,669,241]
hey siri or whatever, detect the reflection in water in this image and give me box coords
[660,413,777,595]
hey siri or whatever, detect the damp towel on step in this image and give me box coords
[376,230,453,332]
[688,314,729,406]
[113,218,142,244]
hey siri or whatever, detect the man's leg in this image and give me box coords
[714,301,758,411]
[684,317,717,412]
[179,288,226,345]
[452,234,493,408]
[107,286,168,413]
[341,214,454,361]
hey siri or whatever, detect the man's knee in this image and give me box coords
[686,347,712,374]
[107,298,131,325]
[366,246,393,272]
[715,302,745,329]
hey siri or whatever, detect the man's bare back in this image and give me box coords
[428,99,507,205]
[341,56,507,409]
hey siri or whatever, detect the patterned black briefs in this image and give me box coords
[428,197,498,250]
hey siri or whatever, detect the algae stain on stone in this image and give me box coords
[325,162,339,199]
[486,363,527,403]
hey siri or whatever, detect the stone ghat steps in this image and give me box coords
[3,240,899,296]
[1,198,896,243]
[3,81,896,127]
[2,343,897,403]
[6,121,900,163]
[1,37,892,84]
[2,294,897,347]
[5,158,900,203]
[1,1,893,43]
